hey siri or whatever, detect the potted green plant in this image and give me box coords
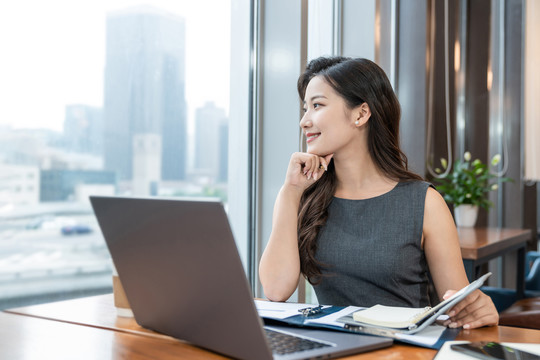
[434,151,512,227]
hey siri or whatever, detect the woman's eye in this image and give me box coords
[313,103,321,109]
[302,107,307,113]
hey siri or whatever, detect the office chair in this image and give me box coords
[481,251,540,313]
[525,251,540,290]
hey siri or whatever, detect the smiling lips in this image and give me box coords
[306,132,320,143]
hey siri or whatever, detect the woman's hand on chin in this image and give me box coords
[284,152,333,191]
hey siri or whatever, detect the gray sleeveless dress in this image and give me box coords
[312,180,432,308]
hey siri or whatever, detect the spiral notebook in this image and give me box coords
[352,305,438,329]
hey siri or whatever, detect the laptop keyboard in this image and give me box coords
[265,328,332,356]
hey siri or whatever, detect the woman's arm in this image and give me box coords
[259,152,332,301]
[423,187,499,329]
[259,185,303,301]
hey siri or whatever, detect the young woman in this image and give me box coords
[259,56,498,329]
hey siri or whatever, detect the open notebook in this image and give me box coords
[338,272,492,335]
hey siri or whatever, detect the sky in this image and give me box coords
[0,0,231,132]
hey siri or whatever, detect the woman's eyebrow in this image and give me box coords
[303,95,327,104]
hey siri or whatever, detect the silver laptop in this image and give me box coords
[90,196,391,360]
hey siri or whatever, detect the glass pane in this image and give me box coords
[0,0,241,309]
[308,0,334,60]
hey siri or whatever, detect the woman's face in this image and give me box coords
[300,76,360,156]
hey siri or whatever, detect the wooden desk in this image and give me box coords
[0,311,227,360]
[458,227,531,299]
[4,294,540,359]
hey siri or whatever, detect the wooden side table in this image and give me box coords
[458,227,531,299]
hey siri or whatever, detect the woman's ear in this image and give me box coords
[354,102,371,127]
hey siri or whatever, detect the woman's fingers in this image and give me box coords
[301,156,315,180]
[299,153,332,181]
[446,298,482,327]
[319,154,333,172]
[309,157,320,180]
[313,154,333,180]
[286,152,333,189]
[460,292,498,329]
[443,290,499,329]
[462,311,499,329]
[446,290,477,316]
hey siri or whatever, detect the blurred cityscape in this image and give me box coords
[0,5,229,309]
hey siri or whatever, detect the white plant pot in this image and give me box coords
[454,204,479,228]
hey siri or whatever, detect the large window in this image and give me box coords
[0,0,250,309]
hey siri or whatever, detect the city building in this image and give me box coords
[40,169,116,202]
[218,120,229,183]
[0,164,40,207]
[63,105,103,156]
[0,128,63,167]
[103,5,187,194]
[194,101,228,183]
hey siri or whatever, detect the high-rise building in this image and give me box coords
[64,104,103,156]
[194,102,228,182]
[103,5,187,192]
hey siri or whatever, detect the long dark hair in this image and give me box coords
[297,56,423,284]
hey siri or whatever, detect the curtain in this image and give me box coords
[524,0,540,181]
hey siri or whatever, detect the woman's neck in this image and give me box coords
[333,151,397,200]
